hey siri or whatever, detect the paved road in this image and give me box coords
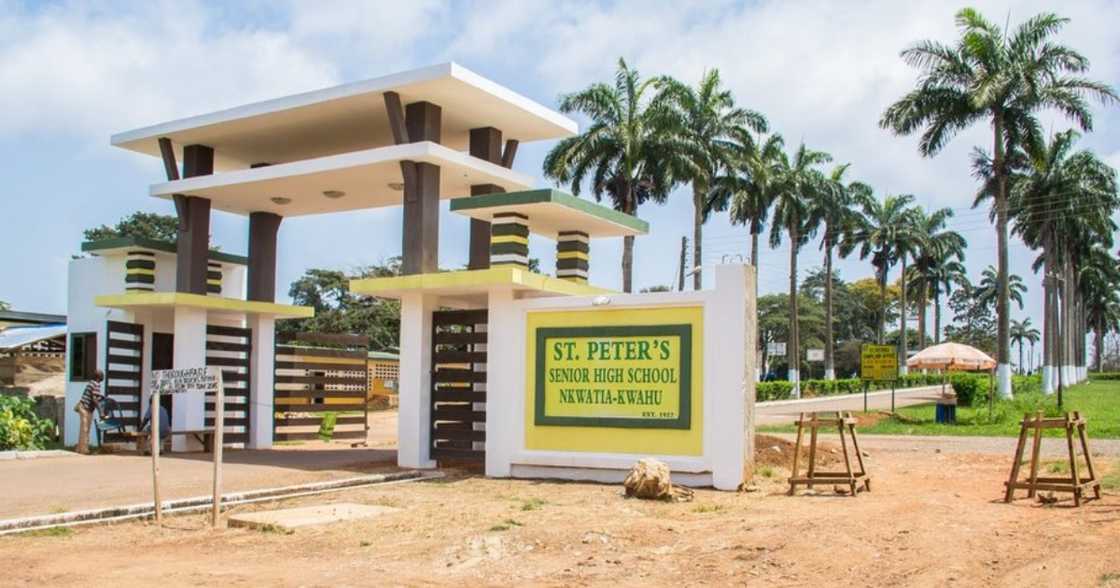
[765,432,1120,457]
[756,385,946,425]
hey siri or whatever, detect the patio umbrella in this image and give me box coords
[907,342,996,371]
[908,341,997,418]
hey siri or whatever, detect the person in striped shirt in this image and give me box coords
[74,369,104,455]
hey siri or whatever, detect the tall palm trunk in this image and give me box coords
[877,263,888,344]
[1097,317,1105,372]
[621,184,635,293]
[823,231,835,380]
[934,291,942,345]
[899,255,909,376]
[1042,239,1055,394]
[788,223,801,398]
[1018,339,1024,376]
[993,111,1012,398]
[750,221,761,381]
[917,287,927,351]
[692,183,704,290]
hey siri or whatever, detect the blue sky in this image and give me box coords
[2,0,1118,334]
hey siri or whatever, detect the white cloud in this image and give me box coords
[0,1,340,142]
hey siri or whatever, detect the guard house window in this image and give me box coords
[69,332,97,381]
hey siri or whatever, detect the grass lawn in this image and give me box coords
[759,378,1120,438]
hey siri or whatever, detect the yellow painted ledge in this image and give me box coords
[95,292,314,319]
[350,267,613,299]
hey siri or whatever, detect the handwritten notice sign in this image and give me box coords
[534,325,692,429]
[152,366,222,395]
[860,344,898,381]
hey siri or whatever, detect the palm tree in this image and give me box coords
[906,207,965,352]
[709,134,785,273]
[841,193,923,363]
[927,257,969,345]
[809,164,868,379]
[660,70,767,289]
[770,143,832,396]
[1080,245,1120,372]
[1010,318,1040,375]
[881,8,1117,397]
[974,266,1026,311]
[543,58,687,292]
[1010,129,1119,391]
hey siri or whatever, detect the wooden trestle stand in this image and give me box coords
[788,412,870,496]
[1003,411,1100,507]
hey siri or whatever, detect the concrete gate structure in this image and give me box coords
[65,62,757,490]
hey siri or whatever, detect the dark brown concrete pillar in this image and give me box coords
[247,212,283,302]
[176,145,213,294]
[468,127,505,270]
[401,102,441,275]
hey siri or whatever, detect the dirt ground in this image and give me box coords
[5,446,1118,587]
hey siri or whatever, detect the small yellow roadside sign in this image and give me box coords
[860,344,898,381]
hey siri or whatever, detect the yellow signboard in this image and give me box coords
[536,324,691,428]
[861,344,898,380]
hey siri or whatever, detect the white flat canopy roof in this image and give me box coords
[149,141,535,217]
[112,62,578,171]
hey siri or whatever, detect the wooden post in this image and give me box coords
[150,389,162,526]
[211,370,224,528]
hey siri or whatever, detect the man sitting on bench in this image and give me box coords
[138,403,171,455]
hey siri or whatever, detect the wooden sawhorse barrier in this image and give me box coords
[788,411,870,496]
[1004,411,1100,507]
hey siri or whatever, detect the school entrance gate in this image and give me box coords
[273,333,370,443]
[430,309,488,463]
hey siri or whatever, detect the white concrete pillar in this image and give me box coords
[708,264,753,491]
[485,287,516,478]
[172,306,207,451]
[247,314,275,449]
[398,292,437,469]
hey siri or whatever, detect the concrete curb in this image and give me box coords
[0,449,74,461]
[758,385,945,408]
[0,469,439,535]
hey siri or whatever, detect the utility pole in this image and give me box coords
[678,236,688,292]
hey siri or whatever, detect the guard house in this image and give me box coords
[66,62,579,451]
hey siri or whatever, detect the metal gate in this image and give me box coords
[104,320,143,442]
[273,333,369,443]
[430,309,488,462]
[205,324,252,446]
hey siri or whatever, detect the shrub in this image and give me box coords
[1090,372,1120,381]
[949,374,989,406]
[318,411,337,441]
[757,381,793,401]
[0,395,54,450]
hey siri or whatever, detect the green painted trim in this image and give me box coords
[450,189,649,235]
[533,324,692,429]
[490,223,529,238]
[556,240,590,253]
[125,259,156,270]
[82,237,248,266]
[489,242,529,256]
[125,273,155,284]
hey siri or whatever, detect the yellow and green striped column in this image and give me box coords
[207,262,223,295]
[556,231,589,283]
[490,212,529,269]
[125,250,156,292]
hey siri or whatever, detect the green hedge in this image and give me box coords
[758,373,1044,407]
[1090,372,1120,381]
[0,395,54,450]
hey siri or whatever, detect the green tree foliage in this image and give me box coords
[543,58,688,292]
[0,395,54,450]
[83,211,180,242]
[659,69,767,289]
[881,7,1117,392]
[757,292,825,378]
[278,258,402,351]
